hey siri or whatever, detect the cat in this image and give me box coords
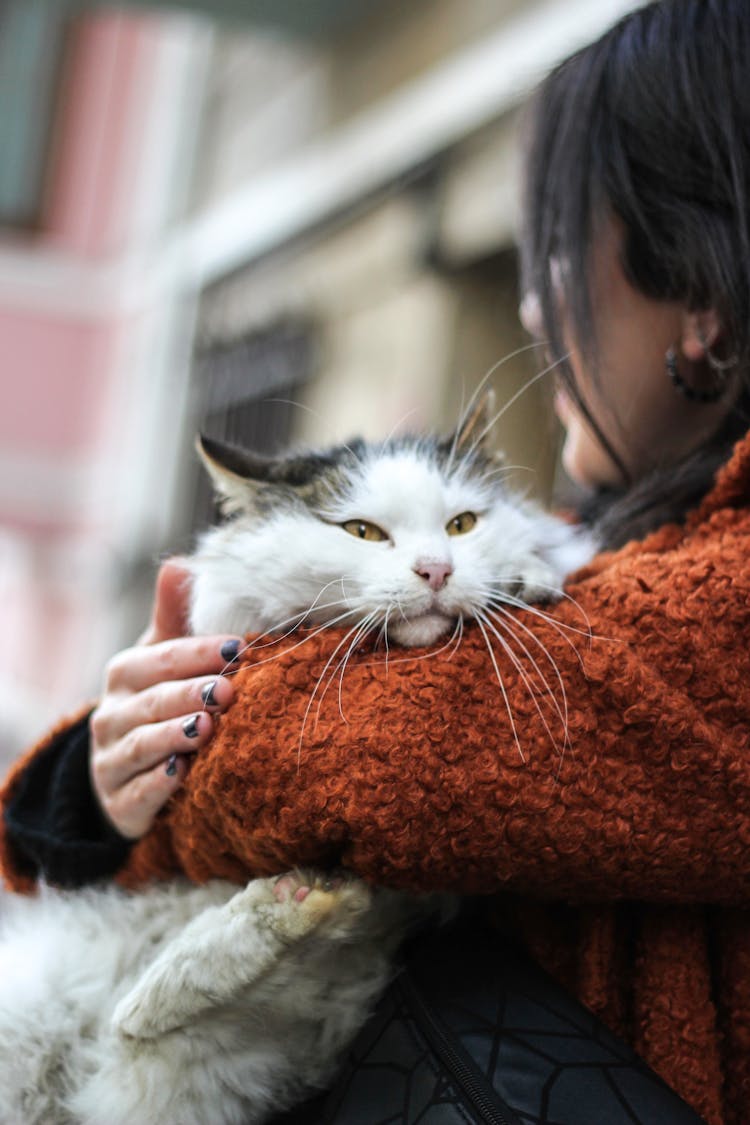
[0,395,597,1125]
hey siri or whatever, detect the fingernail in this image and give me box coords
[165,754,179,777]
[201,681,218,707]
[220,638,242,663]
[182,715,200,739]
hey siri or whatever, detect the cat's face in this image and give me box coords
[189,418,594,647]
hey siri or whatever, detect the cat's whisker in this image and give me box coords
[217,637,256,673]
[246,604,356,653]
[353,612,463,671]
[466,351,571,459]
[296,621,363,765]
[482,607,569,756]
[486,602,570,721]
[262,396,324,426]
[487,579,596,641]
[230,575,365,666]
[238,599,354,656]
[297,615,378,766]
[521,584,603,646]
[262,398,367,469]
[292,574,364,622]
[446,614,465,659]
[437,614,465,660]
[489,589,596,662]
[211,574,364,675]
[331,614,379,717]
[391,595,410,626]
[446,342,550,473]
[475,616,525,763]
[487,596,580,729]
[230,609,362,681]
[379,408,422,451]
[475,608,564,758]
[374,609,393,667]
[335,612,380,722]
[475,463,534,484]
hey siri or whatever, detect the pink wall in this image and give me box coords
[45,11,160,257]
[0,10,163,475]
[0,307,119,456]
[0,10,180,752]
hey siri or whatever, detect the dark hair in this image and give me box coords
[519,0,750,534]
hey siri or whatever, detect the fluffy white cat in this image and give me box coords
[0,399,596,1125]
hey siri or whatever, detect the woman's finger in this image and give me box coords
[91,673,233,746]
[92,709,216,794]
[138,558,193,646]
[103,635,245,695]
[100,754,194,840]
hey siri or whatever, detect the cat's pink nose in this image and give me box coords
[414,561,453,591]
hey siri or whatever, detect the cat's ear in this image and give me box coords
[454,388,496,453]
[196,434,274,514]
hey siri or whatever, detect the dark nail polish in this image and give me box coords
[165,754,178,777]
[220,638,242,663]
[182,715,200,739]
[201,681,217,707]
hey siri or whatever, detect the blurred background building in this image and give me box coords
[0,0,638,762]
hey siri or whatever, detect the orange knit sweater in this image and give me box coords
[5,433,750,1123]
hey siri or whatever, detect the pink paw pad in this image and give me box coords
[273,871,344,904]
[273,874,312,903]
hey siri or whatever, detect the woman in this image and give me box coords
[2,1,749,1121]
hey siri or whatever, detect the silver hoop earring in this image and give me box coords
[695,327,738,374]
[665,346,726,404]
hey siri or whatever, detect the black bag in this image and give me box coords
[275,917,708,1124]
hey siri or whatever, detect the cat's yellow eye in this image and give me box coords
[341,519,389,542]
[446,511,477,536]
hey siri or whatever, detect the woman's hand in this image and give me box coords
[89,558,244,839]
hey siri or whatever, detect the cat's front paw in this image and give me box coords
[265,869,374,941]
[272,869,348,905]
[113,992,155,1041]
[515,559,562,603]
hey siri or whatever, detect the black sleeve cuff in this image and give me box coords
[2,714,133,888]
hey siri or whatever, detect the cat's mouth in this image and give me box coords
[387,610,454,648]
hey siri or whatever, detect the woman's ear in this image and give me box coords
[680,308,723,362]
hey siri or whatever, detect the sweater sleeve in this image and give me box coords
[119,506,750,905]
[0,710,133,892]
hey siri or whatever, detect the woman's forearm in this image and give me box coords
[0,711,133,891]
[121,516,750,904]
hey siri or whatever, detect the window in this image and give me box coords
[0,0,68,229]
[190,318,315,529]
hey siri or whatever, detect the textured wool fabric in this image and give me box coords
[0,712,133,887]
[4,432,750,1123]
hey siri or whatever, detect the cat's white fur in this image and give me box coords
[190,444,593,646]
[0,422,597,1125]
[0,874,437,1125]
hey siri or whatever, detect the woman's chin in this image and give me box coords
[388,612,454,648]
[561,418,626,490]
